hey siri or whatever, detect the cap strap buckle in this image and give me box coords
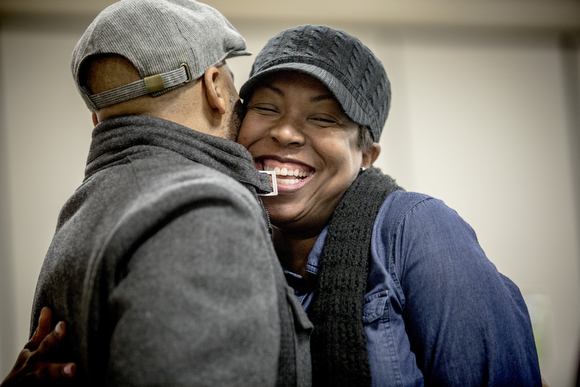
[89,63,191,109]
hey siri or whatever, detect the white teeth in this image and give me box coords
[263,163,312,178]
[278,178,301,185]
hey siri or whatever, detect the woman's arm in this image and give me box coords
[1,307,75,386]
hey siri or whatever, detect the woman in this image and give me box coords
[3,25,542,387]
[237,25,542,387]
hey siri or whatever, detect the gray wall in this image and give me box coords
[1,2,579,386]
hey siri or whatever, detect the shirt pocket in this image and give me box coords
[362,290,389,324]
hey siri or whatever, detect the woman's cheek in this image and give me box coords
[236,127,252,148]
[237,117,260,147]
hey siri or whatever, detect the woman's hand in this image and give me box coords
[1,307,76,386]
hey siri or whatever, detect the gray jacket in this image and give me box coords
[31,115,312,386]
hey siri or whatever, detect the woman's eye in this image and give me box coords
[310,116,338,126]
[250,105,278,114]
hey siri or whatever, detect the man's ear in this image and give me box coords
[203,66,227,115]
[92,112,99,126]
[362,143,381,168]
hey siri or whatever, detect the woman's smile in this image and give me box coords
[255,156,315,191]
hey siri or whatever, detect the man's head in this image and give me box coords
[240,24,391,144]
[72,0,248,140]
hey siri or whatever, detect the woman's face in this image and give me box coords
[237,72,365,235]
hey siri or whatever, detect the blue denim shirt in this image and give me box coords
[284,191,541,387]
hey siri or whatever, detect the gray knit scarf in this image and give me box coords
[309,167,403,387]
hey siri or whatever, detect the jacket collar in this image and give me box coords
[85,115,273,195]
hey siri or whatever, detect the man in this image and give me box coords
[4,0,311,385]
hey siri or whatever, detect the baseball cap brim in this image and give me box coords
[240,62,372,132]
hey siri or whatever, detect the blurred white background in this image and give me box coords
[1,0,579,385]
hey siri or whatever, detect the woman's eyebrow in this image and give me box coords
[260,84,284,96]
[310,94,334,103]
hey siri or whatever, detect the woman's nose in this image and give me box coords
[269,121,305,147]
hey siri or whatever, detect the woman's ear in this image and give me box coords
[203,66,227,115]
[92,112,99,126]
[362,143,381,168]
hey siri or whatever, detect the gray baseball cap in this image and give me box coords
[72,0,250,111]
[239,25,391,142]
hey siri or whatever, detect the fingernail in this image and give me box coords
[55,321,64,337]
[64,363,75,376]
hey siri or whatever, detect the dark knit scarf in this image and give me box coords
[309,167,403,387]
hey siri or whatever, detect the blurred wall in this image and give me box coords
[1,1,579,386]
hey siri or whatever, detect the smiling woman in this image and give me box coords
[237,24,544,387]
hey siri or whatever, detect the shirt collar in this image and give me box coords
[305,226,329,276]
[283,225,329,279]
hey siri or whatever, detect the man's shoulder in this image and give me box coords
[59,149,261,242]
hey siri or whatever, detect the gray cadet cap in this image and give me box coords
[72,0,250,111]
[240,25,391,142]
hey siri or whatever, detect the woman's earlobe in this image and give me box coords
[362,143,381,168]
